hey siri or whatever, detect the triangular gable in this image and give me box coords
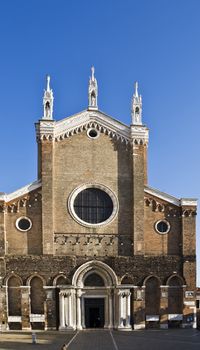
[54,109,131,143]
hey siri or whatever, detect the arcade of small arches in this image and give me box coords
[4,261,186,330]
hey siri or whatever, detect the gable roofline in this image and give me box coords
[144,186,180,206]
[55,108,129,130]
[144,185,197,207]
[54,109,131,142]
[36,108,149,145]
[0,180,41,203]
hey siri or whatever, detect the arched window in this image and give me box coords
[8,276,21,316]
[30,277,45,314]
[168,276,183,314]
[145,277,160,315]
[84,273,105,287]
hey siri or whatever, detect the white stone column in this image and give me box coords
[108,290,113,328]
[125,291,131,328]
[118,290,132,330]
[59,292,65,329]
[68,293,72,327]
[65,294,69,327]
[72,289,76,328]
[104,296,109,328]
[118,291,124,328]
[76,290,82,330]
[81,297,85,328]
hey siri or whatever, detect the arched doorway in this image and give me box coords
[58,260,131,330]
[84,273,105,328]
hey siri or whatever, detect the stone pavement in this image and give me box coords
[67,329,200,350]
[0,331,75,350]
[1,329,200,350]
[67,330,116,350]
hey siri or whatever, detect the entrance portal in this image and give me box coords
[85,298,105,328]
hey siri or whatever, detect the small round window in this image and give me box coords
[68,184,118,227]
[155,220,170,234]
[16,217,32,232]
[87,128,99,139]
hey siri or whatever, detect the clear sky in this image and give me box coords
[0,0,200,283]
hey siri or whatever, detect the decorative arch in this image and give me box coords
[121,275,134,285]
[53,274,70,286]
[143,274,162,286]
[72,260,118,288]
[84,272,105,287]
[166,274,185,286]
[26,273,46,286]
[6,273,23,286]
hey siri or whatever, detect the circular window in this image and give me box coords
[16,217,32,232]
[87,128,99,139]
[68,184,118,227]
[155,220,170,234]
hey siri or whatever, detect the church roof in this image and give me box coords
[145,185,197,207]
[0,180,41,203]
[0,180,196,207]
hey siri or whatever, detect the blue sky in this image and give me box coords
[0,0,200,283]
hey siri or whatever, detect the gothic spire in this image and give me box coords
[43,75,54,120]
[88,66,98,110]
[131,81,142,125]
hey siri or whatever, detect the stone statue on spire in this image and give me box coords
[88,66,98,110]
[43,75,54,120]
[131,81,142,125]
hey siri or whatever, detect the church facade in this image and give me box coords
[0,69,197,331]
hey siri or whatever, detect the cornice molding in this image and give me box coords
[55,110,131,144]
[145,186,197,209]
[36,110,149,145]
[131,125,149,145]
[144,186,180,207]
[180,198,197,207]
[35,121,55,141]
[0,180,41,203]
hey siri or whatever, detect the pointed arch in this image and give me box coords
[143,275,161,286]
[26,273,46,286]
[121,275,134,285]
[6,273,23,286]
[72,260,118,288]
[53,274,70,286]
[166,274,185,286]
